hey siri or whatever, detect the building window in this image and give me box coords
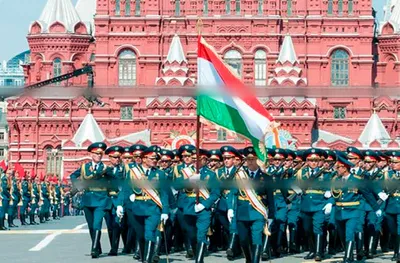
[327,0,333,15]
[64,109,70,117]
[53,58,62,85]
[204,0,208,15]
[338,0,343,15]
[292,107,296,114]
[348,0,353,15]
[175,0,180,16]
[217,129,227,141]
[52,109,57,116]
[235,0,240,14]
[121,106,133,120]
[287,0,292,16]
[225,0,230,14]
[255,50,267,86]
[224,50,242,78]
[258,0,263,15]
[118,50,137,86]
[166,108,170,114]
[280,107,284,114]
[125,0,131,16]
[40,109,45,117]
[115,0,121,16]
[331,49,349,86]
[0,132,4,140]
[46,147,63,176]
[135,0,140,16]
[334,107,346,119]
[0,149,4,157]
[177,107,183,115]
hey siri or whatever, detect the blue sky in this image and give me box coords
[0,0,387,62]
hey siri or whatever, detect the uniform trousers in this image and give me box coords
[302,210,325,235]
[184,210,212,245]
[336,217,358,242]
[386,213,400,236]
[83,206,106,231]
[128,210,160,242]
[237,219,265,246]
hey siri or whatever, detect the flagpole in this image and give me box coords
[195,18,203,205]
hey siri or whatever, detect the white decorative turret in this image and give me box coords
[380,0,400,34]
[72,113,105,147]
[156,34,195,86]
[30,0,86,34]
[75,0,96,34]
[358,111,391,147]
[268,35,307,86]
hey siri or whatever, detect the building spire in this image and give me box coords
[358,111,391,147]
[75,0,96,35]
[72,113,105,147]
[166,34,187,64]
[277,35,298,64]
[37,0,82,33]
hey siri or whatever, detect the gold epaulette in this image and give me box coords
[353,175,363,180]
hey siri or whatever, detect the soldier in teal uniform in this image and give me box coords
[117,145,169,263]
[0,169,10,230]
[29,176,40,225]
[20,173,31,225]
[177,148,220,263]
[330,151,379,263]
[346,146,365,259]
[104,145,125,256]
[228,146,275,263]
[54,179,61,220]
[383,151,400,262]
[70,142,111,258]
[39,176,51,223]
[297,148,334,261]
[361,150,386,259]
[216,146,241,260]
[173,144,196,259]
[8,175,19,227]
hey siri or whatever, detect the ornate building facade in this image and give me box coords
[6,0,400,177]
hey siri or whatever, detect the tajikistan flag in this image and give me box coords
[197,36,279,162]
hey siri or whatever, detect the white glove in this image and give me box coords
[267,219,273,226]
[129,194,136,202]
[378,192,389,201]
[324,191,332,198]
[292,186,303,195]
[161,214,169,224]
[194,203,205,213]
[189,173,201,181]
[227,209,234,223]
[376,209,382,217]
[323,203,333,215]
[116,206,124,218]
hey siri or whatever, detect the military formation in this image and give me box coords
[0,170,72,230]
[9,141,396,263]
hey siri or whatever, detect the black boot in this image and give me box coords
[152,235,161,263]
[133,239,141,259]
[288,227,298,254]
[195,242,207,263]
[261,234,271,261]
[393,235,399,261]
[371,231,379,257]
[394,235,400,263]
[366,232,375,259]
[252,244,261,263]
[304,235,315,260]
[91,230,102,258]
[276,228,285,255]
[185,240,194,259]
[328,228,337,255]
[314,234,323,261]
[0,218,7,230]
[343,241,353,263]
[121,228,133,254]
[20,214,27,225]
[355,232,365,260]
[226,233,238,260]
[143,240,154,263]
[108,228,120,256]
[241,245,252,263]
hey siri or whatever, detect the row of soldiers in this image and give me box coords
[70,142,400,263]
[0,171,72,230]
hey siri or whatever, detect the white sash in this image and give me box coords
[181,167,210,200]
[236,169,268,219]
[129,166,163,209]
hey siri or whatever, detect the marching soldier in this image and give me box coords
[53,177,61,220]
[228,146,275,263]
[297,148,334,261]
[8,172,19,227]
[70,142,110,258]
[383,150,400,262]
[20,173,31,225]
[29,175,39,225]
[0,169,10,230]
[39,175,51,223]
[117,145,170,263]
[104,145,125,256]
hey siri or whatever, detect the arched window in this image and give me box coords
[258,0,263,15]
[125,0,131,16]
[135,0,140,16]
[175,0,180,16]
[338,0,343,15]
[217,129,227,141]
[118,50,137,86]
[348,0,353,15]
[235,0,240,14]
[224,50,242,78]
[226,0,230,14]
[327,0,333,15]
[53,58,62,85]
[331,49,349,86]
[254,50,267,86]
[204,0,208,15]
[115,0,121,16]
[46,147,63,176]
